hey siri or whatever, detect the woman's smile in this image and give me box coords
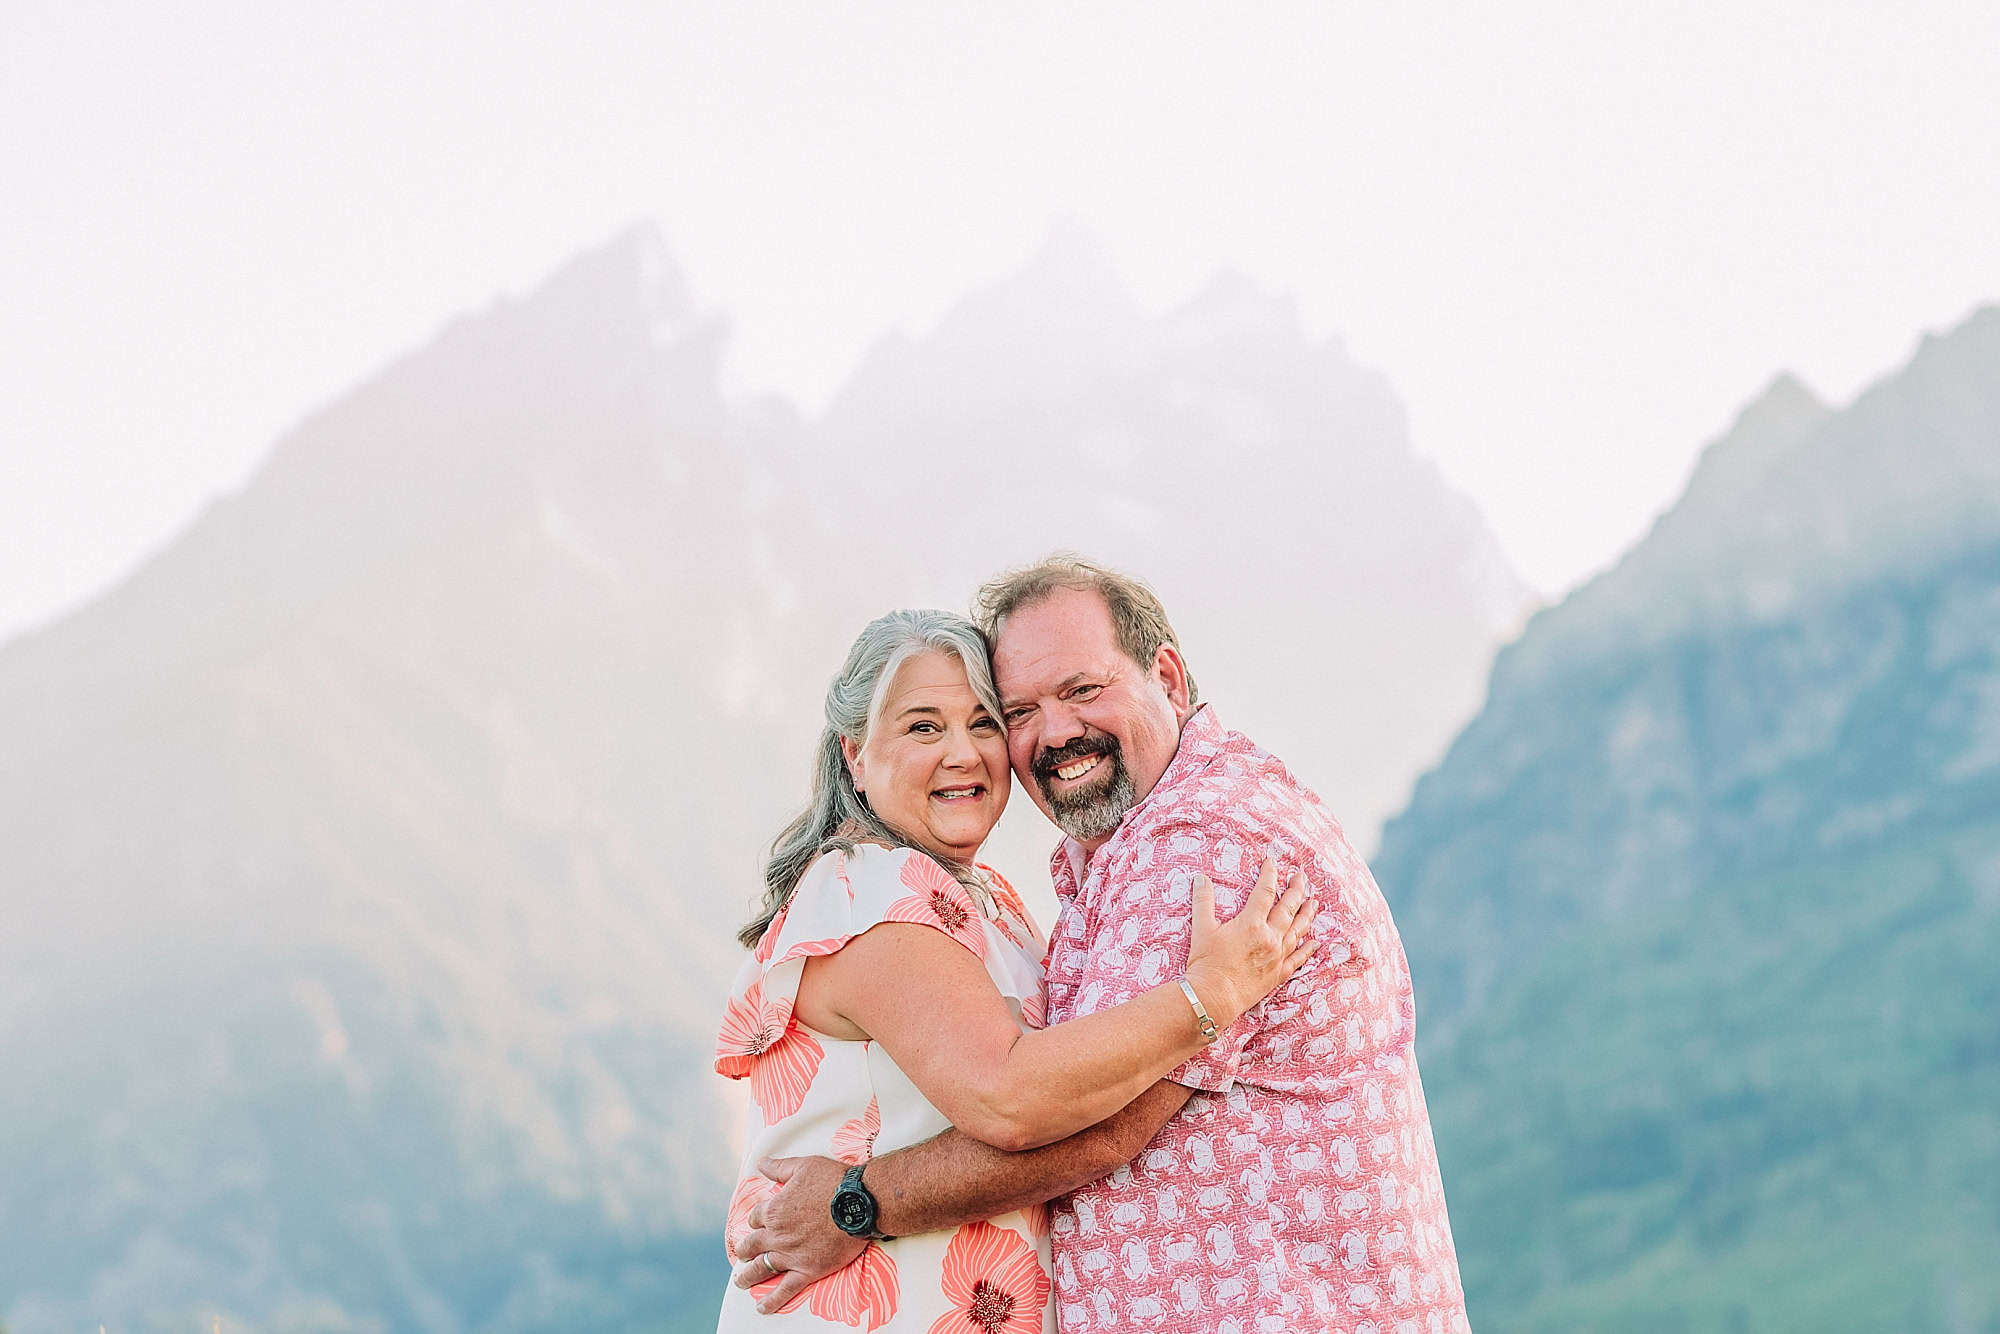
[842,650,1011,863]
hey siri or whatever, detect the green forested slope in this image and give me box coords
[1376,311,2000,1331]
[1427,829,2000,1331]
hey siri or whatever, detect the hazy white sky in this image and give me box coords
[6,1,1998,639]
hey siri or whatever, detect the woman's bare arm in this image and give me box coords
[795,863,1308,1152]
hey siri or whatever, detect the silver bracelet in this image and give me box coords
[1178,977,1220,1044]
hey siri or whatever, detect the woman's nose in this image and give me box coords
[942,727,981,767]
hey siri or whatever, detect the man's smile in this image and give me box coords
[1053,755,1102,784]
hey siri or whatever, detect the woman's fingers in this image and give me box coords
[1246,856,1280,913]
[1270,868,1312,927]
[1191,873,1218,934]
[1284,933,1318,975]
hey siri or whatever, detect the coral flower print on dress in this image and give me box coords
[716,844,1059,1333]
[979,867,1032,951]
[714,978,823,1121]
[753,903,789,963]
[808,1243,901,1331]
[928,1221,1049,1334]
[831,1095,881,1165]
[983,868,1036,942]
[885,855,987,959]
[770,933,849,969]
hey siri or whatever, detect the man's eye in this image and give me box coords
[1070,684,1101,700]
[1002,710,1032,727]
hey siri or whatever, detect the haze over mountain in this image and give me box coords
[1375,306,2000,1330]
[0,223,1528,1333]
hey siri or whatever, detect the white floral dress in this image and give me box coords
[714,843,1056,1334]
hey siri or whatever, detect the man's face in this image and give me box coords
[991,586,1190,849]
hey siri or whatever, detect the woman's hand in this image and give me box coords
[1183,857,1316,1031]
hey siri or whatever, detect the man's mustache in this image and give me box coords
[1033,734,1119,783]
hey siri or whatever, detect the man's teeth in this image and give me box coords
[1056,756,1101,781]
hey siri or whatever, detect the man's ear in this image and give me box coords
[1153,644,1192,716]
[839,735,866,794]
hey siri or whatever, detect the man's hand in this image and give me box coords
[730,1154,863,1314]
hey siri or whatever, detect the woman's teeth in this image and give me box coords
[933,785,982,800]
[1056,755,1101,782]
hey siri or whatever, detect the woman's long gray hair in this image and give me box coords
[738,609,1007,949]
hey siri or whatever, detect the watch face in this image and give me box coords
[832,1187,875,1234]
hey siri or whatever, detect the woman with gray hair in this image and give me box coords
[713,609,1313,1332]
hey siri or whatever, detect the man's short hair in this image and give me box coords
[972,552,1199,705]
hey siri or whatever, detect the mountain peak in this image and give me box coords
[500,218,702,353]
[1741,369,1824,428]
[1167,268,1305,348]
[1014,217,1128,298]
[1671,369,1831,521]
[947,219,1144,342]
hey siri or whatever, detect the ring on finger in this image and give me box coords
[761,1252,779,1279]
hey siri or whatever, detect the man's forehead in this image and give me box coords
[994,588,1118,654]
[993,603,1128,697]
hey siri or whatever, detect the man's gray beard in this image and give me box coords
[1042,762,1137,842]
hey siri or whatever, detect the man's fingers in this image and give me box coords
[758,1155,801,1184]
[729,1243,771,1290]
[756,1269,812,1315]
[730,1230,772,1284]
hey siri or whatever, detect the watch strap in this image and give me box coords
[832,1161,894,1241]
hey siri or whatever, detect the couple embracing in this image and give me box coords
[715,555,1469,1334]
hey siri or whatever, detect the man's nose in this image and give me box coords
[1039,699,1085,747]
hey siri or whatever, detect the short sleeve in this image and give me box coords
[714,844,993,1120]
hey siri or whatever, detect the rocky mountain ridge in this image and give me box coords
[0,221,1529,1333]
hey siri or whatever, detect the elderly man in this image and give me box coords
[734,555,1469,1333]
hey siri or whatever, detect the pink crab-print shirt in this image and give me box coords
[1043,706,1470,1333]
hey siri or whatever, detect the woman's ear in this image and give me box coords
[839,735,866,794]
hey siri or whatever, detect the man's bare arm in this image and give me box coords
[872,1077,1194,1231]
[732,1079,1194,1312]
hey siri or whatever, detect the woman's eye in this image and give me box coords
[972,717,999,732]
[910,721,939,734]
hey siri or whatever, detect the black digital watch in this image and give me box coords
[829,1161,893,1241]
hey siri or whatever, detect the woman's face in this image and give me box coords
[842,650,1010,863]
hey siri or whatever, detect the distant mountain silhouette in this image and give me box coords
[799,224,1531,844]
[1375,305,2000,1330]
[0,222,1528,1333]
